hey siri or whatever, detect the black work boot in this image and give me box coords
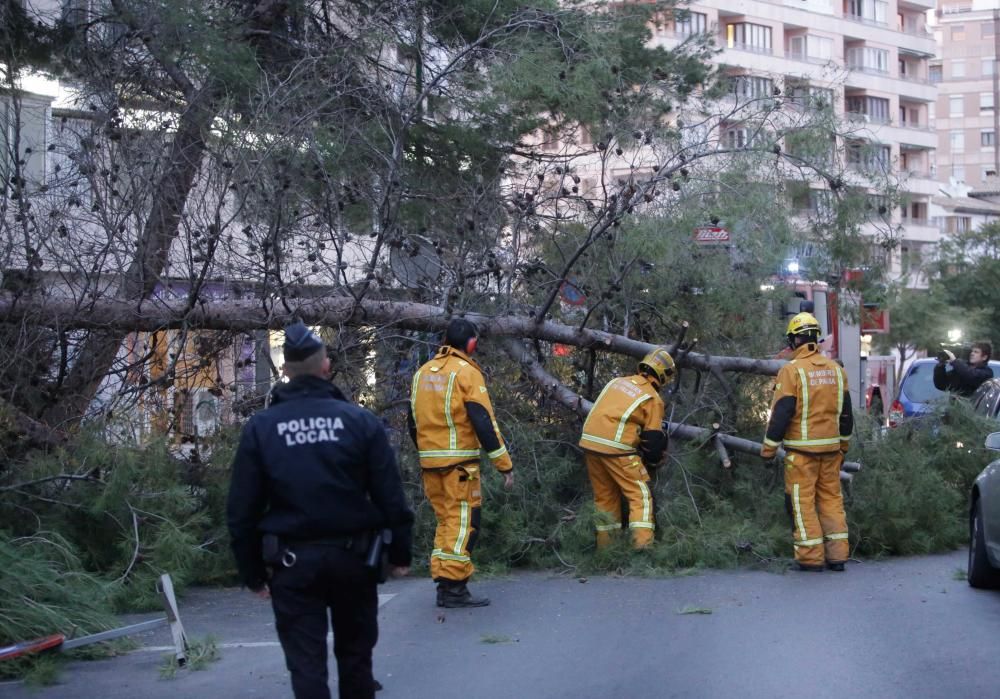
[792,562,824,572]
[436,580,491,608]
[826,561,846,572]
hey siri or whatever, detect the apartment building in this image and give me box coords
[649,0,939,286]
[928,1,1000,241]
[931,1,1000,189]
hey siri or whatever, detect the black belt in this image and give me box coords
[288,533,366,551]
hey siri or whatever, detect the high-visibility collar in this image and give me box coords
[791,342,819,361]
[435,345,482,371]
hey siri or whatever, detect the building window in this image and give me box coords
[983,59,995,77]
[731,75,774,100]
[848,0,888,25]
[982,92,995,112]
[930,65,943,83]
[847,140,891,173]
[846,47,890,74]
[950,95,964,117]
[982,130,995,147]
[727,23,772,53]
[984,22,996,38]
[983,167,998,179]
[951,165,966,183]
[789,84,834,110]
[675,11,707,37]
[950,130,965,153]
[952,60,966,78]
[723,126,759,149]
[846,95,890,123]
[788,35,833,62]
[951,25,966,41]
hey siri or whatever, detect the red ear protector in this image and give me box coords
[465,337,478,355]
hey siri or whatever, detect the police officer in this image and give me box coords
[761,312,853,572]
[408,318,513,608]
[579,347,673,548]
[227,321,414,699]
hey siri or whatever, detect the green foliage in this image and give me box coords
[848,402,992,557]
[929,221,1000,346]
[0,532,117,680]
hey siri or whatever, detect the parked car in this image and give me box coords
[969,428,1000,589]
[889,358,1000,427]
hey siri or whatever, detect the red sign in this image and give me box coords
[693,226,730,244]
[861,305,890,334]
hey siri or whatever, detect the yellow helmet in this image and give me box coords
[786,312,821,337]
[638,347,676,387]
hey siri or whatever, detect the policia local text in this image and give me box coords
[276,416,345,446]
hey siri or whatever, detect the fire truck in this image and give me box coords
[777,278,895,425]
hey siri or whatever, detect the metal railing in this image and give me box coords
[845,13,888,27]
[725,41,773,55]
[846,64,891,76]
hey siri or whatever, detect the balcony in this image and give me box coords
[845,13,888,28]
[787,50,836,66]
[846,63,890,77]
[899,72,932,86]
[725,41,773,56]
[846,111,890,126]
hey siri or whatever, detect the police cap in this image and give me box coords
[283,321,325,361]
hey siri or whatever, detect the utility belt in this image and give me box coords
[262,529,392,583]
[421,462,480,480]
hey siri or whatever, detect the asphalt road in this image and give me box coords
[3,550,999,699]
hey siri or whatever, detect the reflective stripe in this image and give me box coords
[419,449,481,458]
[629,522,655,529]
[595,523,621,532]
[487,445,507,460]
[792,483,807,542]
[824,532,849,541]
[797,367,809,440]
[763,437,781,448]
[432,549,470,562]
[445,372,458,449]
[836,366,845,417]
[410,370,422,417]
[454,501,469,555]
[793,537,825,547]
[637,480,651,524]
[615,394,652,443]
[840,434,852,441]
[784,437,842,448]
[580,434,634,451]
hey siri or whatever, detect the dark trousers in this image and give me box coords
[269,544,378,699]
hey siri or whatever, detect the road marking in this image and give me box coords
[136,594,398,652]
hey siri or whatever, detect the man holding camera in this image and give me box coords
[933,342,993,398]
[227,321,413,699]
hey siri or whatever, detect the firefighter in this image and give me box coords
[408,318,514,608]
[761,312,854,572]
[579,347,673,549]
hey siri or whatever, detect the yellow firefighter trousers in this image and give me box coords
[784,451,849,566]
[422,464,482,582]
[584,452,655,549]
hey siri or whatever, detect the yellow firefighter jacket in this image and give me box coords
[761,343,853,457]
[579,374,665,456]
[410,346,513,472]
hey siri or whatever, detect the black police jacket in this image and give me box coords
[227,375,414,589]
[933,360,994,398]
